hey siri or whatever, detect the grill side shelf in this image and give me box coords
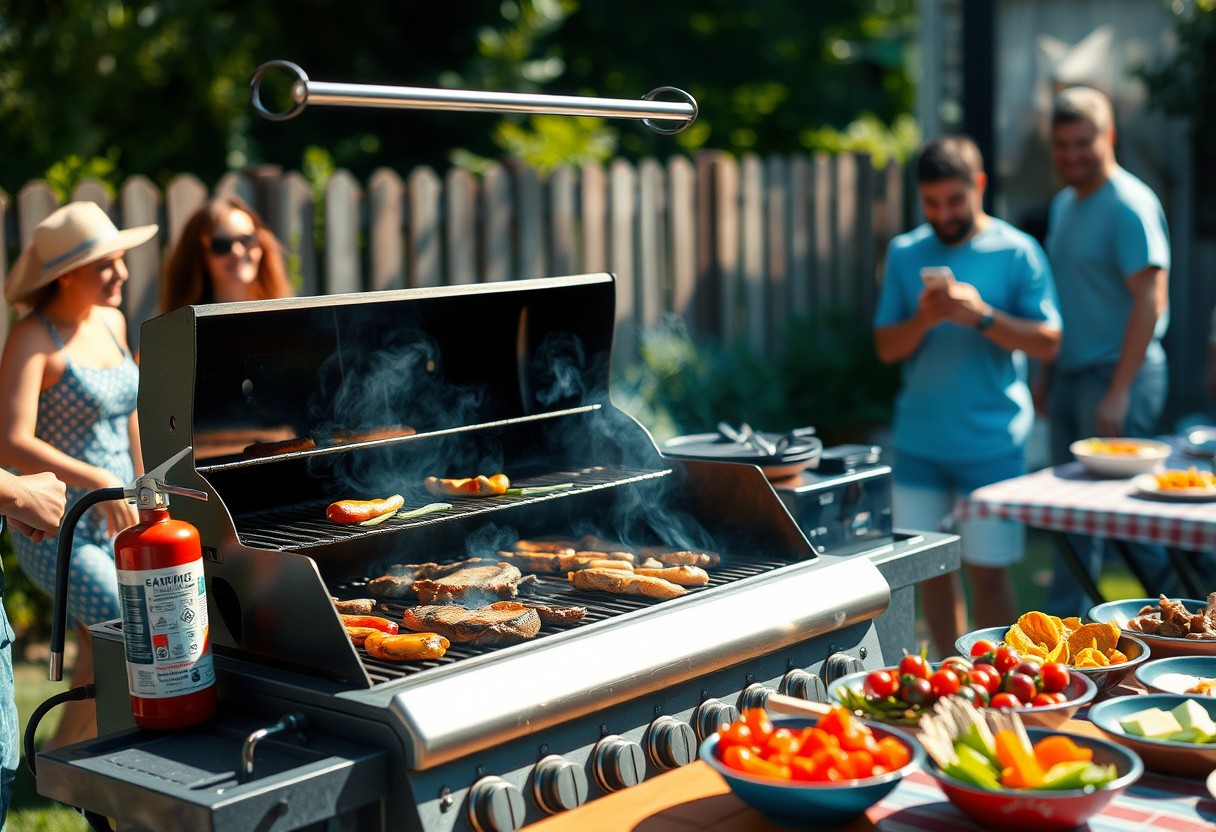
[233,466,673,551]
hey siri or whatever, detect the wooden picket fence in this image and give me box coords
[0,151,909,358]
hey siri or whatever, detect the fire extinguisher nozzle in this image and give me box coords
[49,652,63,683]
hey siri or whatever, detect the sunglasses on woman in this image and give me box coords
[207,234,259,256]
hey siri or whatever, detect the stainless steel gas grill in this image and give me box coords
[37,273,957,832]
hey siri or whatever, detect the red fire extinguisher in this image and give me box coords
[49,446,216,730]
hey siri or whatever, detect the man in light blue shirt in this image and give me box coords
[874,136,1062,657]
[1042,86,1173,616]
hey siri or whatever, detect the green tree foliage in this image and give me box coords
[0,0,917,193]
[1142,0,1216,156]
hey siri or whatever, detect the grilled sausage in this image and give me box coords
[339,614,398,634]
[326,494,405,524]
[363,631,450,661]
[632,565,710,586]
[424,474,510,497]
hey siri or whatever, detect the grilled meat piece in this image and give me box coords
[242,436,316,458]
[412,562,531,604]
[497,550,633,575]
[328,424,415,445]
[568,568,686,599]
[513,601,587,627]
[1129,593,1216,639]
[513,538,577,555]
[639,547,721,569]
[366,558,487,599]
[632,565,710,587]
[401,601,542,645]
[332,597,377,614]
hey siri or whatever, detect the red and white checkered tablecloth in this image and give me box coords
[955,461,1216,552]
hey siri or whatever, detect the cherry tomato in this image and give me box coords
[929,668,962,698]
[994,645,1021,674]
[1003,672,1038,704]
[1031,693,1060,708]
[898,653,931,680]
[863,669,900,699]
[1039,662,1071,694]
[716,721,755,753]
[967,666,1000,695]
[941,656,973,677]
[901,678,934,707]
[743,708,773,744]
[1014,659,1042,680]
[968,639,997,658]
[957,683,990,707]
[990,692,1023,710]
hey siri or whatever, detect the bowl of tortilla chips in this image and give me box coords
[956,611,1150,696]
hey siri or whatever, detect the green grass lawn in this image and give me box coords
[11,644,88,832]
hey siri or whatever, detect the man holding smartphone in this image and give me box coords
[874,136,1062,657]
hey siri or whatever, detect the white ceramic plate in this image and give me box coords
[1209,767,1216,802]
[1071,438,1171,477]
[1132,472,1216,502]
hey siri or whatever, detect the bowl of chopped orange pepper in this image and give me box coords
[701,706,922,828]
[1071,437,1171,477]
[927,726,1142,831]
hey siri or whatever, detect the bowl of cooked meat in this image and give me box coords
[1088,594,1216,658]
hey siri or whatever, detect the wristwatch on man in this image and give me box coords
[975,308,995,332]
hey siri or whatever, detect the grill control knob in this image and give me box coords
[737,682,776,712]
[824,652,865,683]
[593,735,646,792]
[533,754,589,815]
[468,776,526,832]
[780,669,828,703]
[693,698,740,742]
[646,716,696,771]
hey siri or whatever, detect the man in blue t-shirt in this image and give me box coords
[1041,86,1173,616]
[874,136,1062,657]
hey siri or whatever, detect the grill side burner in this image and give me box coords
[38,273,959,832]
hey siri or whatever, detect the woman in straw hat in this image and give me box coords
[160,193,292,313]
[0,201,156,749]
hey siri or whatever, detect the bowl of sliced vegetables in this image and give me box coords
[700,706,922,829]
[920,697,1143,831]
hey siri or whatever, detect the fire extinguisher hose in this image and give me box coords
[49,486,125,681]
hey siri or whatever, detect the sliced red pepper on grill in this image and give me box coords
[423,474,510,497]
[326,494,405,524]
[339,614,398,634]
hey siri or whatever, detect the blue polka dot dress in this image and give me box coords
[12,313,137,627]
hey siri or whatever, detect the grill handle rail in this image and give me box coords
[241,713,310,782]
[250,60,698,133]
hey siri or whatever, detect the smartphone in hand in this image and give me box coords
[920,266,955,290]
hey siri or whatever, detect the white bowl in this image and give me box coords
[1071,437,1171,478]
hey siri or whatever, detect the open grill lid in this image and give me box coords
[136,274,837,689]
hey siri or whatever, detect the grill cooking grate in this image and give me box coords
[342,556,792,685]
[233,467,672,551]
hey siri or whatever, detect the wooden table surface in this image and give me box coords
[521,718,1215,832]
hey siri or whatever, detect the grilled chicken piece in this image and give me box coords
[568,568,686,599]
[639,547,721,569]
[513,539,578,555]
[412,562,531,604]
[401,601,542,645]
[496,550,633,575]
[332,597,377,614]
[632,565,710,587]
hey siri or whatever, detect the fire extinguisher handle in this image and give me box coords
[50,486,126,682]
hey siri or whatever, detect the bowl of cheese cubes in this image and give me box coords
[1087,693,1216,777]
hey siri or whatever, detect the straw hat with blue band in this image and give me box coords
[5,202,158,306]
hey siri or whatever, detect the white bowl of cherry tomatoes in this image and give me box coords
[828,645,1097,731]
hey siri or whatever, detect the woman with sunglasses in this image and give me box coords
[160,194,292,312]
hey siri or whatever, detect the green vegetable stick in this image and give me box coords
[358,510,397,527]
[504,483,575,497]
[394,502,453,519]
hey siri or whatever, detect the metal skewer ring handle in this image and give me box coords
[250,60,698,134]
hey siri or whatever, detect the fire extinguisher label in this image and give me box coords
[117,561,215,698]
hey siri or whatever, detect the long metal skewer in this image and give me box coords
[251,60,697,134]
